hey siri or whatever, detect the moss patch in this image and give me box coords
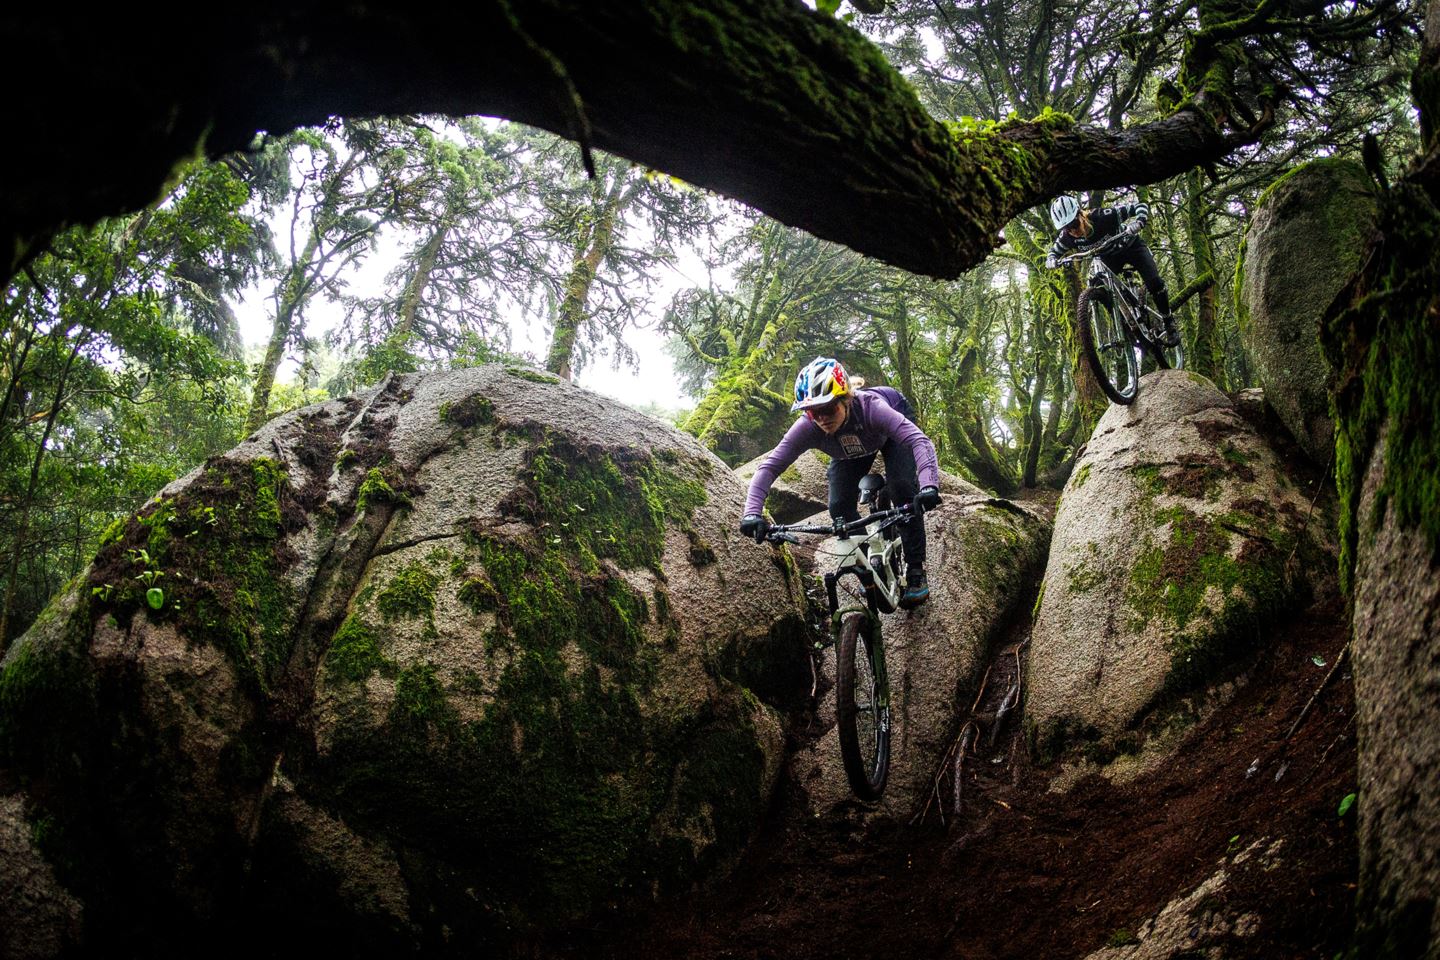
[357,467,412,514]
[326,615,388,684]
[1324,178,1440,593]
[440,393,495,428]
[503,365,561,385]
[301,431,768,938]
[1126,504,1309,694]
[87,457,304,690]
[500,434,709,573]
[375,562,440,622]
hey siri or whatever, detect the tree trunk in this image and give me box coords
[396,221,449,339]
[545,181,625,381]
[1021,359,1049,488]
[683,313,799,459]
[245,246,315,434]
[1183,170,1223,385]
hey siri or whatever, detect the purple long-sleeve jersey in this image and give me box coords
[743,388,940,516]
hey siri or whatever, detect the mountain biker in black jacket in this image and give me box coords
[1043,195,1180,347]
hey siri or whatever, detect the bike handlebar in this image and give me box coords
[764,503,916,543]
[1054,232,1129,266]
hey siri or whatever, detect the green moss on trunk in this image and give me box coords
[1324,181,1440,593]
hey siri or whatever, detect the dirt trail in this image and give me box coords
[558,595,1357,960]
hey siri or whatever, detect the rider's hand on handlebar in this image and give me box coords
[913,486,941,514]
[1123,218,1142,235]
[1044,255,1058,269]
[740,514,770,543]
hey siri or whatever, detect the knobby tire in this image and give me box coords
[836,610,890,800]
[1077,288,1139,405]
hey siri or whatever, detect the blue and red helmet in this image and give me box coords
[791,357,851,412]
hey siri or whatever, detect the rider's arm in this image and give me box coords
[743,418,822,517]
[867,400,940,491]
[1117,201,1151,226]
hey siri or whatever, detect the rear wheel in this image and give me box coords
[1078,288,1139,405]
[836,611,890,800]
[1136,312,1185,371]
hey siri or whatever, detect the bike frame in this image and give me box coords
[1058,234,1174,355]
[766,504,913,617]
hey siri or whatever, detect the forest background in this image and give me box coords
[0,0,1420,646]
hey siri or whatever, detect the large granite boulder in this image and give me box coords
[1239,158,1379,464]
[1027,370,1336,757]
[786,493,1050,818]
[0,366,809,953]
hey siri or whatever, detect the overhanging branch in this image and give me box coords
[4,0,1267,282]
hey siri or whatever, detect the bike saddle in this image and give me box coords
[858,472,886,505]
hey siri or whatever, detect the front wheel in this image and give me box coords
[1078,288,1139,405]
[835,611,891,800]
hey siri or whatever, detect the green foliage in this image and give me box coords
[0,157,255,644]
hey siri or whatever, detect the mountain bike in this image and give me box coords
[763,473,916,801]
[1057,233,1185,405]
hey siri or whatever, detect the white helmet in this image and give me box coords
[791,357,851,412]
[1049,195,1081,228]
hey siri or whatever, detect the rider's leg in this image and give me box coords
[1120,242,1180,345]
[882,440,931,608]
[827,453,877,526]
[1123,242,1172,313]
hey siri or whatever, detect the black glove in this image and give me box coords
[913,486,941,513]
[740,514,769,542]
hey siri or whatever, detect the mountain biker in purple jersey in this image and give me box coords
[1043,194,1181,348]
[739,357,942,609]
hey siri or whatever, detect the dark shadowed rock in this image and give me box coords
[1027,370,1336,760]
[0,366,808,954]
[0,791,83,960]
[1240,158,1378,465]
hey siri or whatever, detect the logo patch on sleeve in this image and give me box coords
[839,434,867,458]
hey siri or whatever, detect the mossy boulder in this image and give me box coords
[0,366,807,954]
[786,495,1050,819]
[1027,370,1336,759]
[735,448,987,524]
[1239,158,1379,465]
[1349,427,1440,957]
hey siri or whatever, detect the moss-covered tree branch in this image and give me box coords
[5,0,1281,283]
